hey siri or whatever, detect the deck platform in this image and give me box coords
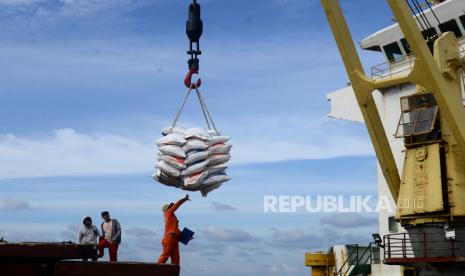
[0,242,180,276]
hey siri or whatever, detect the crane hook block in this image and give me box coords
[186,0,203,43]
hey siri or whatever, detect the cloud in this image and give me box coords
[210,202,237,213]
[321,213,378,228]
[0,197,31,212]
[201,227,256,243]
[230,116,373,164]
[125,227,157,237]
[0,119,373,179]
[61,224,80,241]
[272,229,322,249]
[0,229,55,242]
[270,263,297,274]
[0,128,152,179]
[0,0,135,23]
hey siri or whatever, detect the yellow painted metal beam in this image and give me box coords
[321,0,401,199]
[387,0,465,156]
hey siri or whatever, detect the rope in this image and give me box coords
[170,86,219,135]
[196,87,219,134]
[194,88,213,131]
[171,87,193,128]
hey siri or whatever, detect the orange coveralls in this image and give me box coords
[157,198,187,265]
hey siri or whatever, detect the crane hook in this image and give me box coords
[184,0,203,88]
[184,69,202,89]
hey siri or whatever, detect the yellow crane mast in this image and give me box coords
[313,0,465,275]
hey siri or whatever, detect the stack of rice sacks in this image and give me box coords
[153,126,231,197]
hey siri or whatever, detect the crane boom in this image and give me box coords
[320,0,401,199]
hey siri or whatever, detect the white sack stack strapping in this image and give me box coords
[152,88,231,197]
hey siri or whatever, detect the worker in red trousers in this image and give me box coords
[157,194,190,265]
[97,211,122,262]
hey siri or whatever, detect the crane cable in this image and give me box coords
[406,0,427,32]
[413,0,432,30]
[406,0,442,32]
[424,0,441,25]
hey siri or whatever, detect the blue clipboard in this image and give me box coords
[179,228,195,245]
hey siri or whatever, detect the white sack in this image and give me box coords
[185,151,210,165]
[203,173,231,186]
[184,127,211,141]
[153,169,183,188]
[159,145,186,159]
[162,126,186,136]
[208,163,227,175]
[209,143,232,155]
[209,154,231,166]
[209,135,230,146]
[157,161,181,178]
[161,155,186,170]
[183,170,209,189]
[157,133,186,147]
[181,159,209,176]
[183,139,208,152]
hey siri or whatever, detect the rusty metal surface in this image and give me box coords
[0,243,179,276]
[54,261,180,276]
[2,262,54,276]
[0,243,96,260]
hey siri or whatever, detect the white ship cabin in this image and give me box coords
[322,0,465,275]
[361,0,465,80]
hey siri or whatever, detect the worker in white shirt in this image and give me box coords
[97,211,122,262]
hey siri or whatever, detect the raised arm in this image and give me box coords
[166,194,190,215]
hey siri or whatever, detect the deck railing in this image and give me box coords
[370,40,465,80]
[384,232,465,260]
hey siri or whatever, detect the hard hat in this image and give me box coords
[162,204,170,212]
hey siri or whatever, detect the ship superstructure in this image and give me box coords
[307,1,465,275]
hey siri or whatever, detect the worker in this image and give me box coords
[78,216,99,261]
[79,216,100,245]
[97,211,122,262]
[157,194,190,265]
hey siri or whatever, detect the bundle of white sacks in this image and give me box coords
[153,126,232,197]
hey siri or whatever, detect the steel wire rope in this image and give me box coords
[424,0,441,25]
[406,0,427,32]
[195,88,219,134]
[412,0,433,30]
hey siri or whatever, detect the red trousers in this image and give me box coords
[97,239,118,262]
[157,238,180,265]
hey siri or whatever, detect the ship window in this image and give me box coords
[439,19,462,38]
[395,106,438,138]
[400,38,411,55]
[383,42,403,62]
[459,15,465,30]
[421,27,438,41]
[388,216,398,233]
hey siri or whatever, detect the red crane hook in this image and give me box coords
[184,69,202,89]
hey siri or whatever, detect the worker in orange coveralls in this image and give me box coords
[157,194,190,265]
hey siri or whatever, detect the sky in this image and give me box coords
[0,0,396,275]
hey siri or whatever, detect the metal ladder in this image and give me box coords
[337,243,375,276]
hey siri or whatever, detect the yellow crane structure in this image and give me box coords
[308,0,465,275]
